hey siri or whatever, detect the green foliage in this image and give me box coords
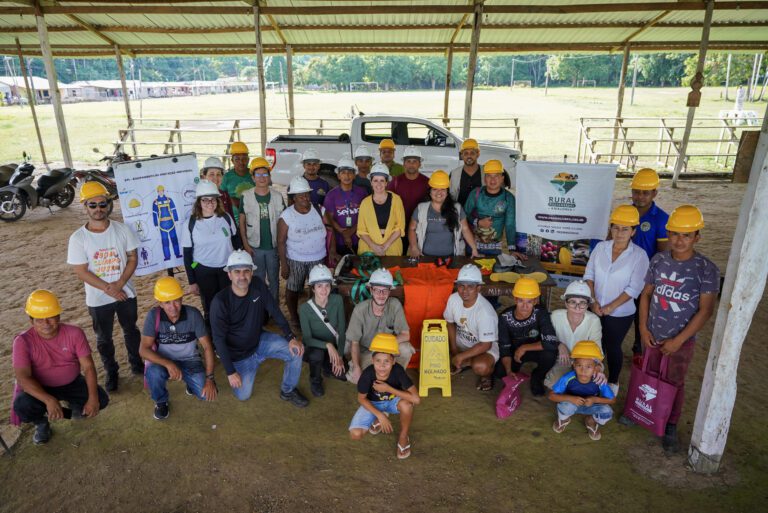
[682,53,759,87]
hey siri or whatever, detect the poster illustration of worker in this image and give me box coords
[114,153,199,276]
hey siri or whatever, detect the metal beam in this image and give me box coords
[463,0,483,139]
[612,10,671,51]
[253,3,267,154]
[65,13,135,57]
[15,37,48,170]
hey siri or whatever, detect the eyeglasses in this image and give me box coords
[371,287,390,295]
[252,173,270,178]
[566,299,589,309]
[86,201,110,209]
[200,197,218,204]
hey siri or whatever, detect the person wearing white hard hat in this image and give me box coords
[301,148,330,209]
[387,145,430,254]
[182,179,241,332]
[356,164,406,256]
[442,264,500,392]
[544,280,605,388]
[209,250,309,407]
[323,158,368,258]
[345,268,413,384]
[298,264,347,397]
[352,145,373,194]
[278,176,328,331]
[200,156,234,217]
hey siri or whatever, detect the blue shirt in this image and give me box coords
[632,201,669,260]
[552,370,615,399]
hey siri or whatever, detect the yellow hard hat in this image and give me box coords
[249,157,271,172]
[153,276,184,302]
[631,168,660,191]
[25,289,62,319]
[156,184,165,193]
[428,170,450,189]
[666,204,704,233]
[369,333,400,355]
[570,340,604,360]
[460,138,479,152]
[79,181,110,202]
[609,205,640,227]
[378,139,396,150]
[230,141,249,155]
[483,159,504,175]
[512,277,540,299]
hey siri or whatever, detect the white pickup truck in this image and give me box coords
[265,115,521,186]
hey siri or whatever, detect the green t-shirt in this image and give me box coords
[221,169,255,223]
[298,294,346,354]
[255,192,273,250]
[388,162,405,178]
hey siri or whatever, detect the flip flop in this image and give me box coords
[476,376,494,392]
[552,417,571,434]
[397,437,411,460]
[585,417,601,441]
[369,421,382,435]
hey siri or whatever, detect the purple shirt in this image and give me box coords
[306,176,331,209]
[387,173,430,222]
[323,185,368,251]
[645,251,720,340]
[12,324,92,388]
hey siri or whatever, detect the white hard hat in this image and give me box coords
[195,179,220,198]
[308,264,334,286]
[203,156,224,170]
[402,146,423,161]
[353,145,373,160]
[455,264,483,285]
[561,280,593,302]
[288,176,312,195]
[368,268,395,289]
[336,158,356,173]
[224,249,256,272]
[369,163,391,180]
[302,148,320,163]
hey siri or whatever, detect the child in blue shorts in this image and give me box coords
[348,333,420,459]
[548,340,616,441]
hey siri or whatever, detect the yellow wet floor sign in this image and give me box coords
[419,320,451,397]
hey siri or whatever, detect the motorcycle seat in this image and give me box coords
[37,169,73,193]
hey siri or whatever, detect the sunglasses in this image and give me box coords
[252,172,270,178]
[320,308,329,324]
[86,201,110,209]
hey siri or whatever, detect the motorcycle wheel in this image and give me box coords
[53,183,76,208]
[0,191,26,222]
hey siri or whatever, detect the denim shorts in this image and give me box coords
[348,397,401,430]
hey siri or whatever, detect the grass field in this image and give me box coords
[0,86,764,170]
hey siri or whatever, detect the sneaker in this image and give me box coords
[70,404,84,420]
[33,421,51,445]
[618,415,636,427]
[153,402,170,420]
[662,423,680,454]
[105,371,119,393]
[280,388,309,408]
[310,380,325,397]
[530,377,546,397]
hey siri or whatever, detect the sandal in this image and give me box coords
[397,437,411,460]
[585,417,601,441]
[552,417,571,434]
[476,376,494,392]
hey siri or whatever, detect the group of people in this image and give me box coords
[12,142,718,458]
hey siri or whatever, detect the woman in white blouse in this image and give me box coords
[584,205,649,394]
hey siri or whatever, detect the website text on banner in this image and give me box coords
[114,153,199,276]
[516,162,616,276]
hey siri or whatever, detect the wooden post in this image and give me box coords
[253,3,268,154]
[630,54,639,106]
[751,54,763,101]
[15,37,48,170]
[724,54,732,101]
[114,45,137,157]
[748,54,759,101]
[463,0,483,139]
[672,0,714,188]
[688,104,768,474]
[544,70,549,96]
[35,4,72,168]
[286,44,295,135]
[443,45,453,126]
[611,44,631,161]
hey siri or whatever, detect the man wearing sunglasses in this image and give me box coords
[67,181,142,392]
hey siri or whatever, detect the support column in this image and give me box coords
[114,45,137,157]
[253,3,268,154]
[286,44,295,135]
[724,54,732,101]
[630,54,639,106]
[672,0,714,188]
[462,0,483,139]
[35,4,72,167]
[611,44,631,160]
[15,37,48,170]
[443,45,453,126]
[688,103,768,474]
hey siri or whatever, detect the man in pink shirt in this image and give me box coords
[12,290,109,445]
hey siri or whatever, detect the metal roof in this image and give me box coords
[0,1,766,57]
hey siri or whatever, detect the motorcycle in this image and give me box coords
[0,162,18,188]
[72,149,131,216]
[0,153,77,222]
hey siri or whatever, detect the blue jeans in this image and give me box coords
[348,398,401,430]
[145,359,206,404]
[252,248,280,302]
[557,401,613,426]
[231,331,302,400]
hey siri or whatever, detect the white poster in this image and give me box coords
[114,153,199,276]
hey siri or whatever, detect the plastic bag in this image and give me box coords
[495,373,529,419]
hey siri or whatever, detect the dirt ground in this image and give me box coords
[0,178,766,513]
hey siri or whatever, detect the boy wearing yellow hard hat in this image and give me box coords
[221,141,253,223]
[627,204,720,455]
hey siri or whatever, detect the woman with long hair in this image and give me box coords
[356,163,406,256]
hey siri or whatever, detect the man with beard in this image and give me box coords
[378,139,404,178]
[301,148,330,209]
[449,138,484,206]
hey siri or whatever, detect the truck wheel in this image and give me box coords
[0,191,26,221]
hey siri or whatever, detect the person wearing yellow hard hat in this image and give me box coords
[348,333,420,460]
[239,156,285,303]
[449,138,483,205]
[200,156,234,217]
[628,204,720,454]
[387,146,430,254]
[584,205,649,397]
[408,170,480,259]
[378,138,404,178]
[68,178,143,392]
[140,276,217,421]
[12,290,109,445]
[548,340,616,441]
[221,141,254,223]
[323,158,368,258]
